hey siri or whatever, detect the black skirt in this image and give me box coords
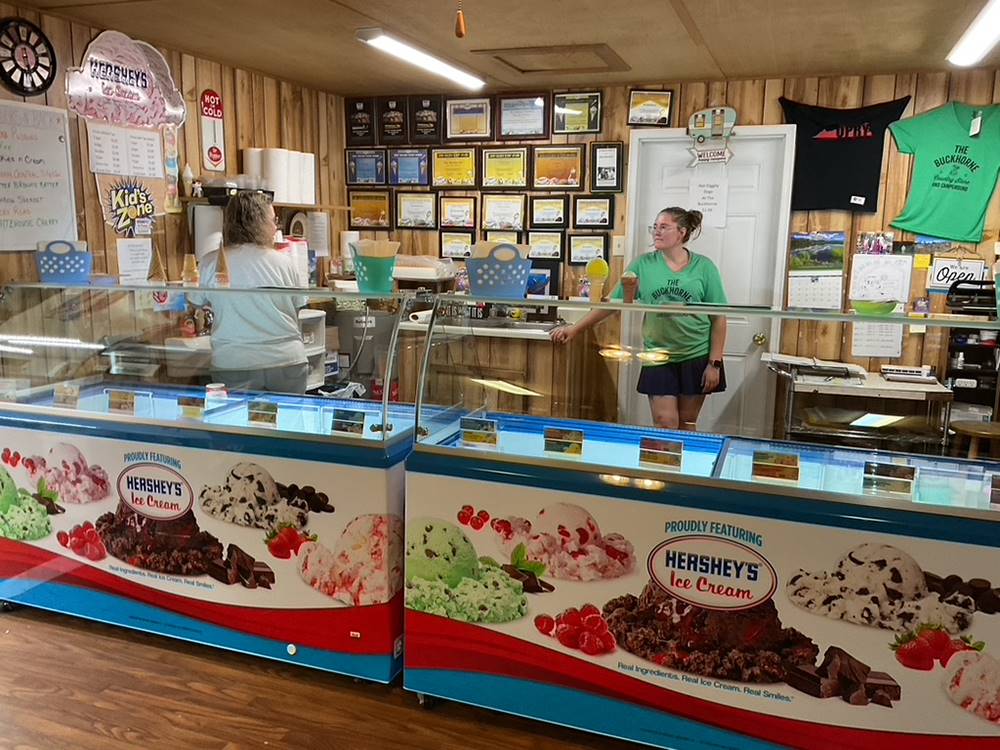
[636,357,727,397]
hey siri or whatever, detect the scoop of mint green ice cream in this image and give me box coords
[406,518,479,587]
[405,519,526,623]
[0,490,52,541]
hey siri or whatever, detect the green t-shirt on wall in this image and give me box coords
[889,103,1000,243]
[610,251,728,363]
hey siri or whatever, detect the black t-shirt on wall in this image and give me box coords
[780,96,911,212]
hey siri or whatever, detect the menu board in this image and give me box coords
[0,100,77,252]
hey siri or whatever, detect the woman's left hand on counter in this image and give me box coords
[702,363,720,393]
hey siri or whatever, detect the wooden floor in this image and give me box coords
[0,606,641,750]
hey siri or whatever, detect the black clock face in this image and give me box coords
[0,18,56,96]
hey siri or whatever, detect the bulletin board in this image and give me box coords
[0,100,77,251]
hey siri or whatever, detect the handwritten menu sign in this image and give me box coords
[0,101,77,251]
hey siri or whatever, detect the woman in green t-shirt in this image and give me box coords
[550,207,728,431]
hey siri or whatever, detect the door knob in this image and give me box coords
[753,332,767,346]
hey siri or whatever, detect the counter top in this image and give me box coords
[398,321,554,341]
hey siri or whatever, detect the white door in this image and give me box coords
[619,126,795,437]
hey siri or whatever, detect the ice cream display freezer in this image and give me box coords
[0,286,417,683]
[403,300,1000,750]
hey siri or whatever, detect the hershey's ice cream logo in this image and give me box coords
[648,535,777,612]
[117,462,193,521]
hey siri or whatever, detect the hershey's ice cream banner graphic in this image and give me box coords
[0,427,404,680]
[404,472,1000,747]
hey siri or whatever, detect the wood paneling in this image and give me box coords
[0,4,347,284]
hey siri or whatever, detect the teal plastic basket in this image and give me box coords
[351,248,396,294]
[467,245,531,299]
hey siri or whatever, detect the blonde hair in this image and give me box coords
[223,191,275,247]
[657,207,703,242]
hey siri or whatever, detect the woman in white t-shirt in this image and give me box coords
[196,192,308,394]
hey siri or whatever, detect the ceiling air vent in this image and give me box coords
[471,43,630,75]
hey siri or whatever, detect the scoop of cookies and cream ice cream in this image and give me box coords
[945,651,1000,725]
[405,519,526,623]
[786,543,974,633]
[492,502,634,581]
[200,462,308,532]
[298,513,403,606]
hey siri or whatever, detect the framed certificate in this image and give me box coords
[345,148,387,186]
[388,148,429,186]
[527,230,563,260]
[377,96,408,144]
[430,147,477,188]
[496,93,549,140]
[440,230,474,259]
[446,97,492,140]
[568,233,608,265]
[532,145,584,191]
[481,194,526,231]
[484,230,520,244]
[628,89,673,126]
[345,97,376,147]
[552,91,602,134]
[348,190,392,230]
[439,195,476,229]
[590,141,624,193]
[481,147,529,189]
[529,195,568,228]
[409,95,443,144]
[573,195,614,229]
[395,192,437,229]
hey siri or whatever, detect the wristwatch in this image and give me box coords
[708,359,723,368]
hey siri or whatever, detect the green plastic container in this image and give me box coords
[351,249,396,294]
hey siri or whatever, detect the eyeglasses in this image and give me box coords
[646,224,675,237]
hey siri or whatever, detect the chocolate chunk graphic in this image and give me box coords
[864,671,901,701]
[820,646,871,687]
[844,683,869,706]
[784,663,822,697]
[969,578,991,594]
[870,689,893,708]
[943,574,963,593]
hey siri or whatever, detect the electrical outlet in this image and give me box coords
[612,235,625,257]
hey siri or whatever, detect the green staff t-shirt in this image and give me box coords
[889,103,1000,242]
[610,251,727,363]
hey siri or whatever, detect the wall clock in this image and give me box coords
[0,17,57,96]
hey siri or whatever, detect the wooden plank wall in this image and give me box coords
[356,71,1000,361]
[0,3,347,285]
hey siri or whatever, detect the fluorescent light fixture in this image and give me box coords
[948,0,1000,66]
[1,335,103,351]
[0,344,32,355]
[356,28,485,90]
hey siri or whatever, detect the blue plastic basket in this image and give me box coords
[466,245,531,299]
[36,240,93,284]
